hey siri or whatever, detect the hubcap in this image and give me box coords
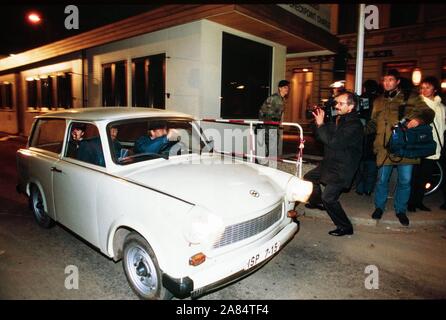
[32,190,45,221]
[125,244,158,296]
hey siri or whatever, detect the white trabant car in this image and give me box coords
[16,107,312,299]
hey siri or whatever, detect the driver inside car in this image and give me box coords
[134,121,179,155]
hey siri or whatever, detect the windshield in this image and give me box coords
[107,117,210,165]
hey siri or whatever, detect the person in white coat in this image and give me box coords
[408,76,446,211]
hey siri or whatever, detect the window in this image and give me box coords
[220,33,272,119]
[57,73,73,108]
[65,122,105,167]
[25,73,72,109]
[40,77,53,108]
[0,82,13,109]
[390,4,419,28]
[107,117,202,165]
[132,54,166,108]
[102,61,127,107]
[27,79,38,109]
[30,119,66,154]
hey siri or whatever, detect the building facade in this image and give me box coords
[0,4,338,136]
[285,3,446,123]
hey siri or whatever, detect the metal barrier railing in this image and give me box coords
[198,119,305,178]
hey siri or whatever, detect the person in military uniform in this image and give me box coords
[257,79,289,162]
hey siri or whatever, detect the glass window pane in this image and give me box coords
[220,33,272,119]
[57,73,72,108]
[102,65,113,106]
[132,54,165,108]
[40,77,53,108]
[30,119,66,154]
[115,61,127,106]
[66,122,105,167]
[27,80,38,108]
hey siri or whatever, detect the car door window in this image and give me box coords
[30,119,66,154]
[65,122,105,167]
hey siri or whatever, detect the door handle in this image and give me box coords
[51,167,62,173]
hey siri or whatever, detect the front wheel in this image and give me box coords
[122,233,172,300]
[30,184,55,228]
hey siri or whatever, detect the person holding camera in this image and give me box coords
[304,91,364,236]
[366,69,434,226]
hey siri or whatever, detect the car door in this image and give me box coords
[26,118,67,220]
[52,122,105,246]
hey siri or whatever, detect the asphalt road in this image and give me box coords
[1,137,445,300]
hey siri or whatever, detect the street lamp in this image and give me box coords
[27,12,42,25]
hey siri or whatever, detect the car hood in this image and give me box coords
[123,155,284,219]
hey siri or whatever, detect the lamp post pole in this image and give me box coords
[355,4,366,96]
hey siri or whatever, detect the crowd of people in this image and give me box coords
[260,70,446,236]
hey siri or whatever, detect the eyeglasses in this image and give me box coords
[336,101,348,106]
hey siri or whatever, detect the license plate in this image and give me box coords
[244,241,281,270]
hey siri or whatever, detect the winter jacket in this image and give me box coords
[259,93,286,121]
[366,90,435,166]
[316,111,364,188]
[423,95,445,160]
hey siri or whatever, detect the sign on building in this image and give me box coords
[277,4,331,32]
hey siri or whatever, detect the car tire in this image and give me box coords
[122,233,173,300]
[30,184,55,228]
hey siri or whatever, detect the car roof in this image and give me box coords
[35,107,194,122]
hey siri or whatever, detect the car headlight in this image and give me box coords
[286,177,313,203]
[182,206,225,246]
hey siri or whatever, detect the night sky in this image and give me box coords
[0,4,156,55]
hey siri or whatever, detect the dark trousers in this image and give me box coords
[355,159,378,194]
[409,158,436,207]
[304,166,353,230]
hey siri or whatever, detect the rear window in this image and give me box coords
[30,119,66,154]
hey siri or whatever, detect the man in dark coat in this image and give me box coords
[304,91,364,236]
[66,123,87,158]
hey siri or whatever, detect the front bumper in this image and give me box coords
[162,221,298,299]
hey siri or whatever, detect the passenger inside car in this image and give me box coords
[134,120,171,155]
[67,122,105,167]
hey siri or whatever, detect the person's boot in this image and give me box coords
[396,213,410,226]
[371,208,383,220]
[440,203,446,210]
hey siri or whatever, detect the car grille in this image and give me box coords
[213,204,283,249]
